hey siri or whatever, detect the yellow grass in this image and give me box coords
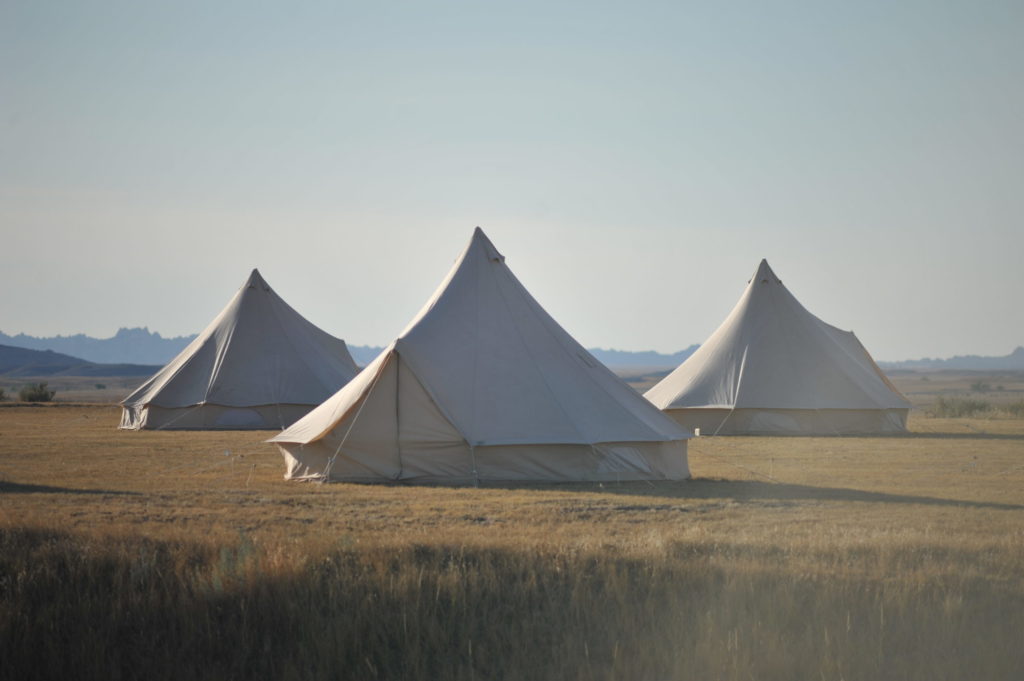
[1,404,1023,680]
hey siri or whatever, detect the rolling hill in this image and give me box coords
[0,344,160,378]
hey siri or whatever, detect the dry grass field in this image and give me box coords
[1,372,1023,680]
[0,375,143,404]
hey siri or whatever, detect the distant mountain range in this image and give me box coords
[878,347,1024,371]
[587,345,699,369]
[0,328,194,365]
[0,328,699,370]
[1,328,1020,373]
[0,344,159,378]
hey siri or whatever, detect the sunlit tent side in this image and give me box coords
[645,260,910,435]
[120,269,360,430]
[270,228,691,483]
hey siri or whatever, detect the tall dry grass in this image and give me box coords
[3,526,1022,681]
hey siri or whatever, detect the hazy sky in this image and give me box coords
[2,0,1022,361]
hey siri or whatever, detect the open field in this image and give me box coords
[0,375,143,403]
[1,403,1023,680]
[620,368,1024,409]
[888,370,1024,410]
[9,367,1024,408]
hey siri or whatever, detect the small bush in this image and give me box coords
[930,396,992,418]
[94,383,107,390]
[19,382,56,402]
[0,387,5,401]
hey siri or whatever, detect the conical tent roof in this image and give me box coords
[272,228,689,482]
[121,269,359,428]
[645,260,908,433]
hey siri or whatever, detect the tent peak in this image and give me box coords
[470,227,504,263]
[750,259,781,285]
[245,268,270,291]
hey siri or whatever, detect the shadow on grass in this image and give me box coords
[472,478,1024,512]
[700,431,1024,441]
[0,480,140,496]
[889,430,1024,441]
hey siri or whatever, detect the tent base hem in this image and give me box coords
[664,407,909,435]
[278,439,690,483]
[120,403,318,431]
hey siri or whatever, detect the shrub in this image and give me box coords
[19,382,56,402]
[930,396,992,418]
[970,380,991,393]
[0,387,5,401]
[95,383,107,390]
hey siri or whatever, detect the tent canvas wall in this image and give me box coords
[271,228,691,483]
[645,260,909,435]
[120,269,359,430]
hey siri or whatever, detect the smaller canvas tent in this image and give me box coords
[270,228,691,483]
[645,260,909,435]
[120,269,359,430]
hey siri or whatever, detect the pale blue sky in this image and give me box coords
[2,0,1022,360]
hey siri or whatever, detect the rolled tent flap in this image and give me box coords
[269,343,396,446]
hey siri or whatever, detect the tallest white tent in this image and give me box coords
[645,260,909,435]
[272,228,691,483]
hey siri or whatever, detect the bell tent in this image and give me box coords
[270,228,691,483]
[645,260,909,435]
[120,269,360,430]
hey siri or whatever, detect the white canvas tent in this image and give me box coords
[120,269,360,430]
[645,260,909,435]
[271,228,691,483]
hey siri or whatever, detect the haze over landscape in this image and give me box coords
[4,5,1024,680]
[3,1,1022,361]
[2,328,1023,374]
